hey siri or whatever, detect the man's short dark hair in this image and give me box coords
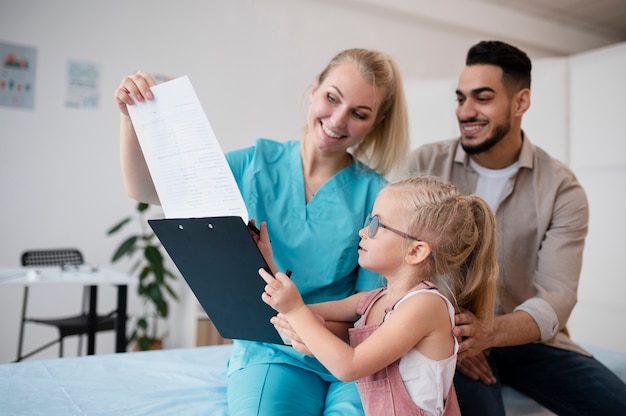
[466,40,532,91]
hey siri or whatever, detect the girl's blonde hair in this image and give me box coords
[308,48,409,177]
[385,175,498,322]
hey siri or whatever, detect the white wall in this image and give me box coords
[0,0,622,363]
[567,43,626,352]
[405,58,571,161]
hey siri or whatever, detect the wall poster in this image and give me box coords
[0,41,36,109]
[66,59,100,109]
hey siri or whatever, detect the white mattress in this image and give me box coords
[1,345,231,416]
[1,343,624,415]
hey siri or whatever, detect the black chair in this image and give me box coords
[15,249,117,362]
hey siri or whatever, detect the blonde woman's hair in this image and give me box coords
[309,48,409,177]
[384,175,498,322]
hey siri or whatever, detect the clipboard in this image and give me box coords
[148,216,284,344]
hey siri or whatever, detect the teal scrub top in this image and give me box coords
[225,139,386,377]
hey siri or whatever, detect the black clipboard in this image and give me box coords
[148,216,284,344]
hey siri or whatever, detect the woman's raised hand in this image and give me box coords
[113,71,157,117]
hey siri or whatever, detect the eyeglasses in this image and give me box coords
[364,215,421,241]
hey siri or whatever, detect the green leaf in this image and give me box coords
[138,335,151,351]
[164,282,179,301]
[107,217,131,235]
[144,245,163,266]
[148,283,164,302]
[137,202,150,213]
[137,283,147,296]
[155,298,168,318]
[139,265,151,281]
[145,246,165,283]
[126,330,137,346]
[111,235,138,262]
[165,269,178,280]
[137,317,148,329]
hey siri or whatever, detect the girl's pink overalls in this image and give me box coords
[348,282,461,416]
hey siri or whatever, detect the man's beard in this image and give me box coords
[461,120,510,155]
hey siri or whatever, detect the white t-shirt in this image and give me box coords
[470,158,519,212]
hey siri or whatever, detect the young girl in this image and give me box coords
[259,175,498,416]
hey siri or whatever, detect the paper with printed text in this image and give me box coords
[127,75,248,223]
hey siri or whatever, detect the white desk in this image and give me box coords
[0,266,135,356]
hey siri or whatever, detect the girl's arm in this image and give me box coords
[271,295,364,348]
[308,296,364,322]
[260,269,449,381]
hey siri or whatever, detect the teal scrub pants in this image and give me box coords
[227,363,364,416]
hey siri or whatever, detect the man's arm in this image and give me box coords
[454,309,540,360]
[455,166,588,383]
[453,309,540,384]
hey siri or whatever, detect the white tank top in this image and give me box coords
[395,289,458,416]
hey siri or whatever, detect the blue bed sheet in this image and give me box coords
[1,343,624,415]
[1,345,231,416]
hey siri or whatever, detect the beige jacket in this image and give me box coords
[408,135,590,355]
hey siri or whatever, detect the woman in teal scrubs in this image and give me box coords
[115,48,410,415]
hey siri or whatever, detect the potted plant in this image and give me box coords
[107,202,178,351]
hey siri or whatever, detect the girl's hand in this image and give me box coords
[113,71,157,117]
[271,312,325,356]
[259,268,304,314]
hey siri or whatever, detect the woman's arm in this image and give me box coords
[114,71,161,204]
